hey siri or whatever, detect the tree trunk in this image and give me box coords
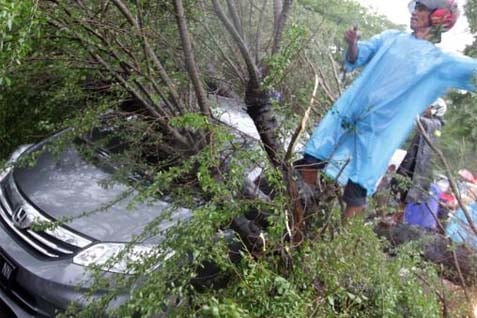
[244,85,282,168]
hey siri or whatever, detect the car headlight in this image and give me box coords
[0,145,32,182]
[73,243,174,274]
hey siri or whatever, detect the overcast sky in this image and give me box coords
[356,0,474,52]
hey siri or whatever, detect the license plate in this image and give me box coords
[0,252,15,285]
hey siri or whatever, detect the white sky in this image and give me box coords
[357,0,474,52]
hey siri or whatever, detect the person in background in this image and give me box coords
[298,0,477,220]
[446,173,477,247]
[393,98,447,207]
[403,182,442,231]
[457,169,477,202]
[436,177,456,227]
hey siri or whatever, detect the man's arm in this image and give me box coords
[345,26,360,64]
[439,54,477,91]
[343,29,395,72]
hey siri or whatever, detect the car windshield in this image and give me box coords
[77,113,132,154]
[71,113,149,184]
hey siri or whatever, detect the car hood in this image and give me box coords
[12,145,192,243]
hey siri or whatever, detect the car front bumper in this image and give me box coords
[0,286,36,318]
[0,207,124,317]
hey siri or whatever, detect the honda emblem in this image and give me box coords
[12,206,33,230]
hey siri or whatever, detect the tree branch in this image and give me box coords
[328,52,343,96]
[254,0,268,65]
[271,0,292,55]
[173,0,211,116]
[202,24,246,85]
[273,0,282,28]
[317,66,336,102]
[226,0,244,40]
[134,1,182,115]
[211,0,260,89]
[285,64,318,162]
[110,0,187,113]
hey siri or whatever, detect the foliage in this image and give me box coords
[307,221,441,317]
[463,0,477,57]
[37,0,212,160]
[441,0,477,172]
[60,197,445,317]
[0,0,53,159]
[190,221,443,318]
[0,0,40,85]
[0,35,114,160]
[262,23,308,89]
[441,89,477,172]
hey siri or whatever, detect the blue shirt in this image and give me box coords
[304,30,477,195]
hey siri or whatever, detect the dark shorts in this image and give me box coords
[303,154,367,207]
[342,179,367,207]
[301,154,327,169]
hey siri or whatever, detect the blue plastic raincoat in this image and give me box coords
[446,202,477,248]
[304,30,477,195]
[404,183,441,230]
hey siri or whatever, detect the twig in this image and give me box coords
[111,0,187,113]
[317,66,336,102]
[284,59,319,162]
[328,52,342,96]
[197,4,246,84]
[451,248,472,304]
[211,0,260,88]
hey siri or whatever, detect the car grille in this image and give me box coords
[0,176,87,258]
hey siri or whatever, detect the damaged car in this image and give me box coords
[0,99,270,317]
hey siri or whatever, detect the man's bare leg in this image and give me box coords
[302,168,318,186]
[343,204,365,219]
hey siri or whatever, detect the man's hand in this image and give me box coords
[344,26,360,46]
[345,26,360,64]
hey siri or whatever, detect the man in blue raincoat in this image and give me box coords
[301,0,477,219]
